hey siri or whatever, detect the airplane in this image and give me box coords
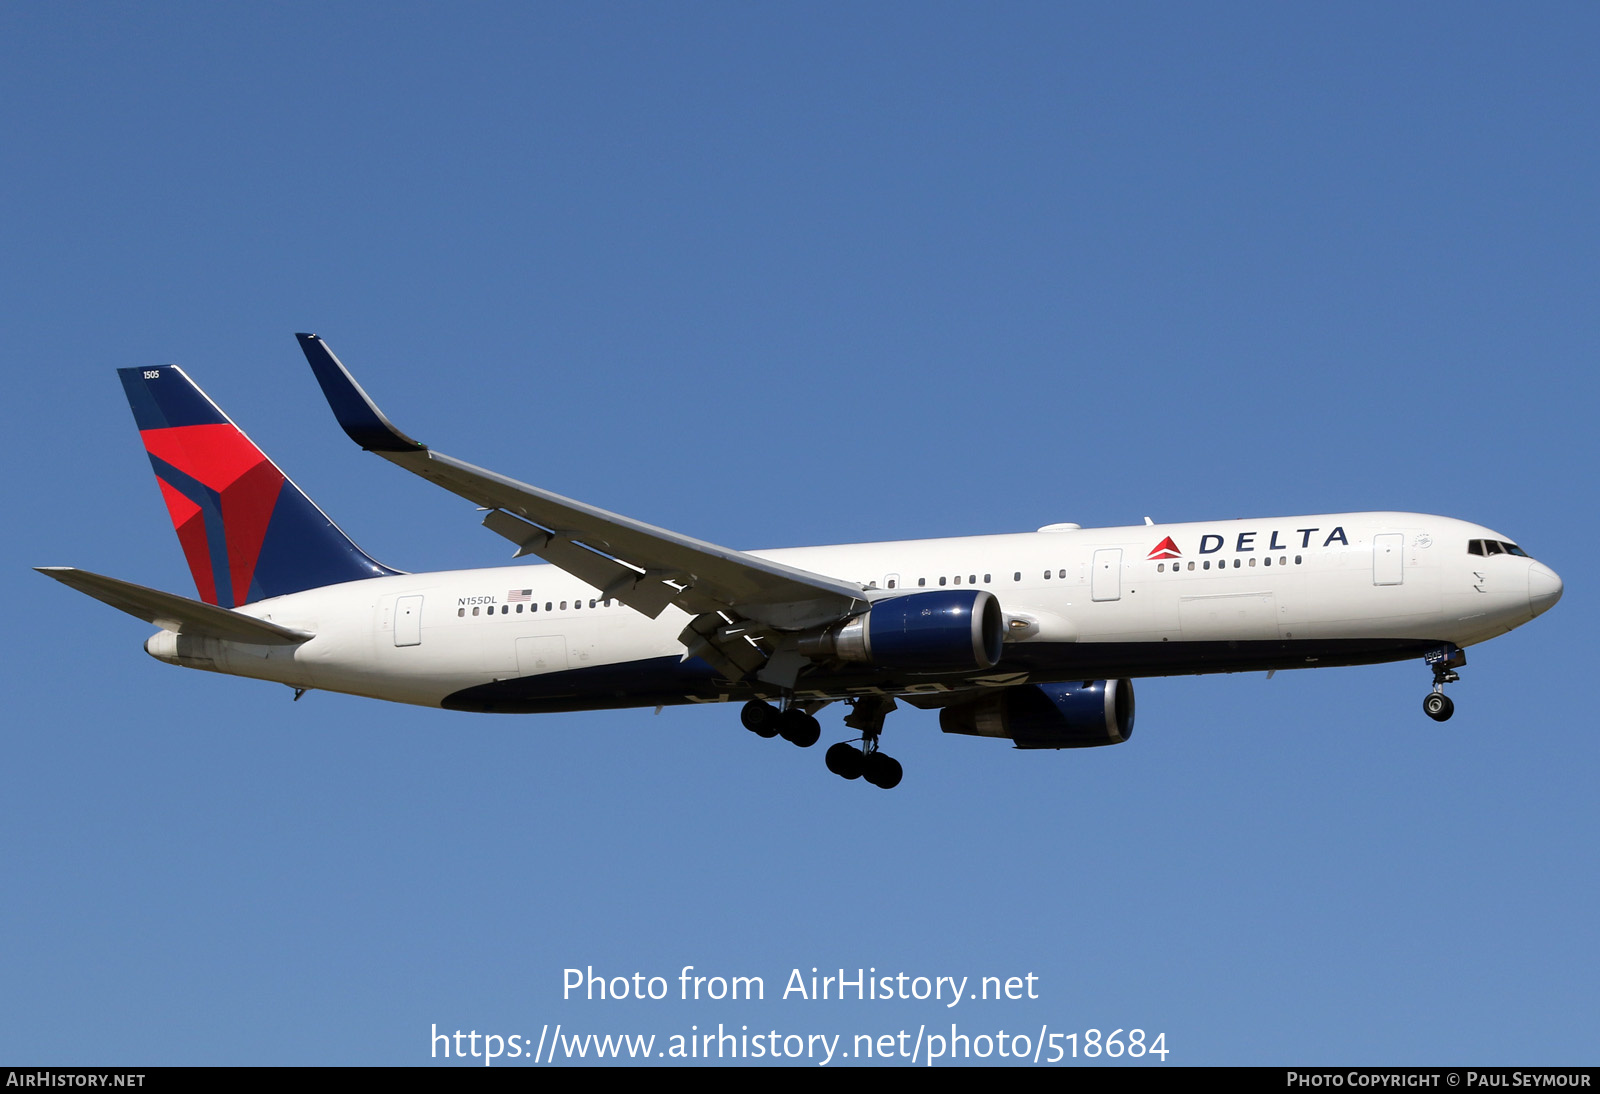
[38,335,1564,789]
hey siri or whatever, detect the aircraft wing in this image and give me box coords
[36,567,314,645]
[297,334,870,636]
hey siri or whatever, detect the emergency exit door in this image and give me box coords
[1092,549,1122,602]
[394,595,423,646]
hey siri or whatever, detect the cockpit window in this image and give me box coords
[1470,537,1530,557]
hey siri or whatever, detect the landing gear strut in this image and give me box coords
[1423,644,1465,723]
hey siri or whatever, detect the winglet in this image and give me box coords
[296,333,427,453]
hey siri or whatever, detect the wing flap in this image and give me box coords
[36,567,314,645]
[481,508,696,618]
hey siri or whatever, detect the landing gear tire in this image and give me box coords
[1422,644,1463,724]
[777,709,821,748]
[741,699,779,738]
[825,742,865,780]
[862,751,903,790]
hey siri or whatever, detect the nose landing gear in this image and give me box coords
[1422,644,1465,722]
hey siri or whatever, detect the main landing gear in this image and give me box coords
[1422,644,1465,723]
[740,698,821,747]
[824,739,902,790]
[824,696,903,790]
[741,695,904,789]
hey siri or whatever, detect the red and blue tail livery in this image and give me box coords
[118,365,397,607]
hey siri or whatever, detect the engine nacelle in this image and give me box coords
[800,589,1005,671]
[939,679,1135,749]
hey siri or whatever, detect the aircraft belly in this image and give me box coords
[438,632,1458,714]
[1000,637,1443,679]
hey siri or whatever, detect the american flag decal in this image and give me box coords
[508,588,532,602]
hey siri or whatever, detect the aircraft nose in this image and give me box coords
[1529,562,1563,618]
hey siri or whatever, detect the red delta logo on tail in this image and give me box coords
[118,365,398,608]
[141,423,286,607]
[1146,536,1181,561]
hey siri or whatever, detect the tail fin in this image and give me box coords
[119,365,400,607]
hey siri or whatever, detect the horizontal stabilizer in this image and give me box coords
[35,567,314,645]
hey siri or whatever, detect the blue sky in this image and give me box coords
[4,3,1595,1065]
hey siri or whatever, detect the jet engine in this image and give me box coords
[939,679,1134,749]
[798,589,1005,671]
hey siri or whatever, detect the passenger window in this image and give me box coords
[472,606,480,616]
[1157,563,1165,572]
[1187,561,1194,571]
[939,576,947,586]
[918,578,927,587]
[952,575,960,585]
[984,574,991,583]
[457,608,465,618]
[1014,572,1021,581]
[887,579,897,589]
[1043,570,1051,580]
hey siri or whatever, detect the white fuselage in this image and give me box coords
[145,512,1559,711]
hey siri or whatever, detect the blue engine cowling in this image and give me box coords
[811,589,1006,671]
[938,680,1134,748]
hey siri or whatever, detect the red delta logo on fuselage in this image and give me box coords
[1149,525,1349,559]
